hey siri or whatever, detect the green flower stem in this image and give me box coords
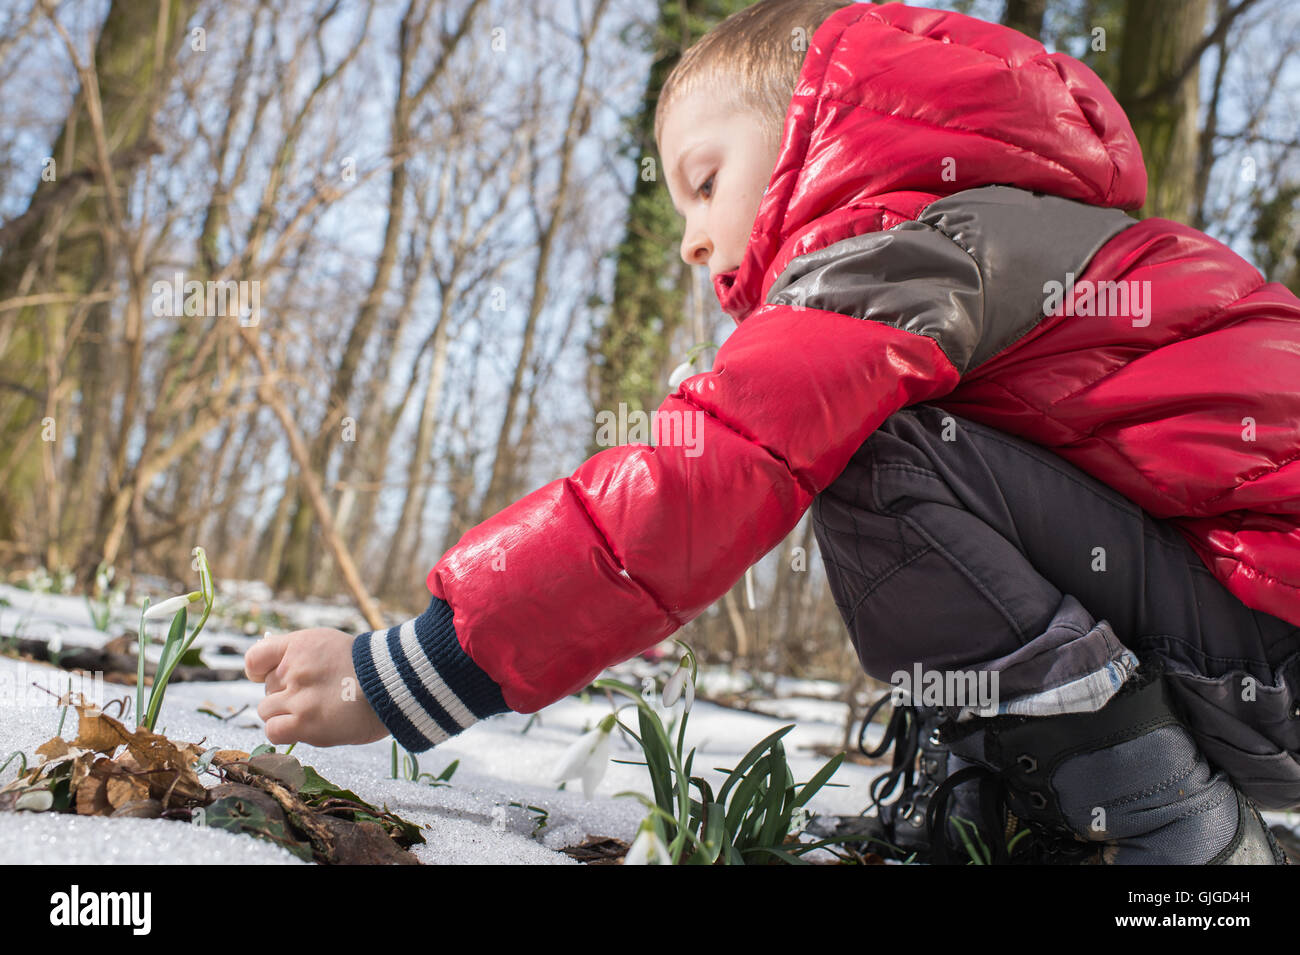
[614,791,711,861]
[56,677,71,736]
[143,592,211,731]
[592,677,693,862]
[142,547,217,732]
[135,597,150,730]
[683,341,717,365]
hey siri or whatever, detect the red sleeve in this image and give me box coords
[426,303,961,713]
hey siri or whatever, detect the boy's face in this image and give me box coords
[659,83,781,281]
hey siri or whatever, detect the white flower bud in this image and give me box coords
[143,592,200,620]
[668,360,695,389]
[551,714,616,799]
[623,819,671,864]
[662,667,686,707]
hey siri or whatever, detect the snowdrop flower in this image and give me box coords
[143,591,201,620]
[668,360,695,390]
[787,806,811,837]
[661,664,694,713]
[623,818,672,865]
[552,713,617,799]
[47,633,63,655]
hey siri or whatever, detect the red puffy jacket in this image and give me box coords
[353,2,1300,750]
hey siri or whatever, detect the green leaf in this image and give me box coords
[793,751,845,808]
[716,725,795,806]
[177,646,205,668]
[949,816,988,865]
[192,747,221,774]
[746,845,810,865]
[725,753,771,839]
[637,704,675,824]
[49,774,72,812]
[702,800,726,864]
[1006,828,1032,854]
[155,606,188,677]
[0,750,27,778]
[298,765,366,805]
[757,749,793,848]
[144,606,188,730]
[204,794,315,863]
[246,753,308,791]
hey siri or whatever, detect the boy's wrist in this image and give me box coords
[352,594,511,753]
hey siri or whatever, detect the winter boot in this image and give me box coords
[806,695,980,862]
[924,660,1289,865]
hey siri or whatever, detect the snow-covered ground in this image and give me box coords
[0,582,890,864]
[5,580,1296,865]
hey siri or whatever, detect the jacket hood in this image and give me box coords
[713,1,1148,323]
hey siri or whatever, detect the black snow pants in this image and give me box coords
[811,403,1300,811]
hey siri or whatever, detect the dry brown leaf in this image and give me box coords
[35,737,70,762]
[101,634,135,655]
[75,761,113,816]
[175,741,207,767]
[112,798,162,818]
[69,751,98,793]
[72,705,132,755]
[106,773,150,809]
[67,702,207,806]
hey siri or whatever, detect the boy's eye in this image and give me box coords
[695,173,715,200]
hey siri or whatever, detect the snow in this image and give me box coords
[0,583,889,865]
[7,580,1293,864]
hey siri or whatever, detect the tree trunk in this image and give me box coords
[1115,0,1211,222]
[0,0,196,565]
[1002,0,1047,40]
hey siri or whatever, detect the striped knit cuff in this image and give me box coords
[352,594,510,753]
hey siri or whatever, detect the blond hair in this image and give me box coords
[654,0,855,151]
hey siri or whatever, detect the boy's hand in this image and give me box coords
[243,628,390,747]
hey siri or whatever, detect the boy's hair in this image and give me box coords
[654,0,855,151]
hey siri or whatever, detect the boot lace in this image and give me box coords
[925,759,1102,865]
[858,692,924,814]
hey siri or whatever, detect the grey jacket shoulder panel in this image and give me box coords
[763,185,1138,374]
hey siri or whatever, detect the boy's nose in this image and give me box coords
[680,230,712,269]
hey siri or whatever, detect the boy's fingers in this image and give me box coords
[264,714,301,746]
[257,689,291,723]
[244,632,291,682]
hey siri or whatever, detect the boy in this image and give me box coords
[245,0,1300,863]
